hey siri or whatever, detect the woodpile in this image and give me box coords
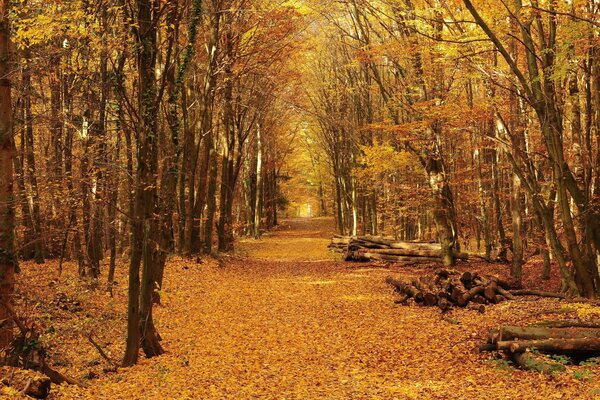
[329,235,468,264]
[480,321,600,373]
[386,269,514,312]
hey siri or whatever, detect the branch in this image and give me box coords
[461,0,535,103]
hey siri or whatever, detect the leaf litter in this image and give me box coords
[5,218,600,399]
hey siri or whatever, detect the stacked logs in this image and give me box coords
[329,235,468,264]
[386,269,513,311]
[480,321,600,372]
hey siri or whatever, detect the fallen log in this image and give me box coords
[389,242,442,251]
[361,253,440,263]
[496,338,600,354]
[458,285,485,307]
[385,276,419,299]
[510,290,566,299]
[483,282,498,302]
[358,248,469,260]
[497,326,600,342]
[482,321,600,373]
[510,352,566,374]
[331,235,453,263]
[497,287,515,300]
[531,320,600,329]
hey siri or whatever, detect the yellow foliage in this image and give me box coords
[354,145,420,186]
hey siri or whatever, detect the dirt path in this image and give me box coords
[54,218,597,399]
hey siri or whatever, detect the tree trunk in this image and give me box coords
[475,146,492,260]
[106,130,119,295]
[22,51,44,264]
[253,124,262,239]
[14,122,35,261]
[203,140,218,254]
[511,173,524,282]
[123,0,164,367]
[217,31,236,252]
[424,153,457,267]
[0,0,15,349]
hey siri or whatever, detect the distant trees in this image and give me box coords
[311,0,461,264]
[309,0,600,295]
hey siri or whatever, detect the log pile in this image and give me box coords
[480,322,600,372]
[329,235,468,264]
[386,269,513,311]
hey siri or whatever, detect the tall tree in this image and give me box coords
[123,0,164,366]
[0,0,16,349]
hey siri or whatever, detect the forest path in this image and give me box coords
[55,218,591,399]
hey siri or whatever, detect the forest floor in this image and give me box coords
[6,217,600,399]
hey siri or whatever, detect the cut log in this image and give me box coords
[509,290,566,299]
[494,295,506,304]
[467,303,486,313]
[460,271,473,284]
[509,352,566,374]
[389,242,442,251]
[498,326,600,342]
[488,276,512,290]
[497,338,600,355]
[343,250,369,262]
[438,298,451,312]
[333,236,477,263]
[423,292,438,307]
[435,269,457,279]
[387,270,517,311]
[385,276,419,298]
[458,286,485,307]
[484,282,498,302]
[361,253,440,263]
[497,288,514,300]
[531,320,600,329]
[359,248,468,260]
[478,342,498,352]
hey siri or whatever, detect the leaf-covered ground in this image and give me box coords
[6,218,600,399]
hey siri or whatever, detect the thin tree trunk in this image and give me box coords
[476,145,492,260]
[511,173,524,282]
[22,51,44,264]
[253,124,262,239]
[203,139,218,254]
[14,112,35,260]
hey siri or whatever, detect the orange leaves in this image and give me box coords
[354,144,419,186]
[11,218,600,399]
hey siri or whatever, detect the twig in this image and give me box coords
[41,364,85,387]
[0,301,28,335]
[87,334,116,366]
[19,378,32,396]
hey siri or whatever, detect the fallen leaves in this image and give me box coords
[4,218,600,399]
